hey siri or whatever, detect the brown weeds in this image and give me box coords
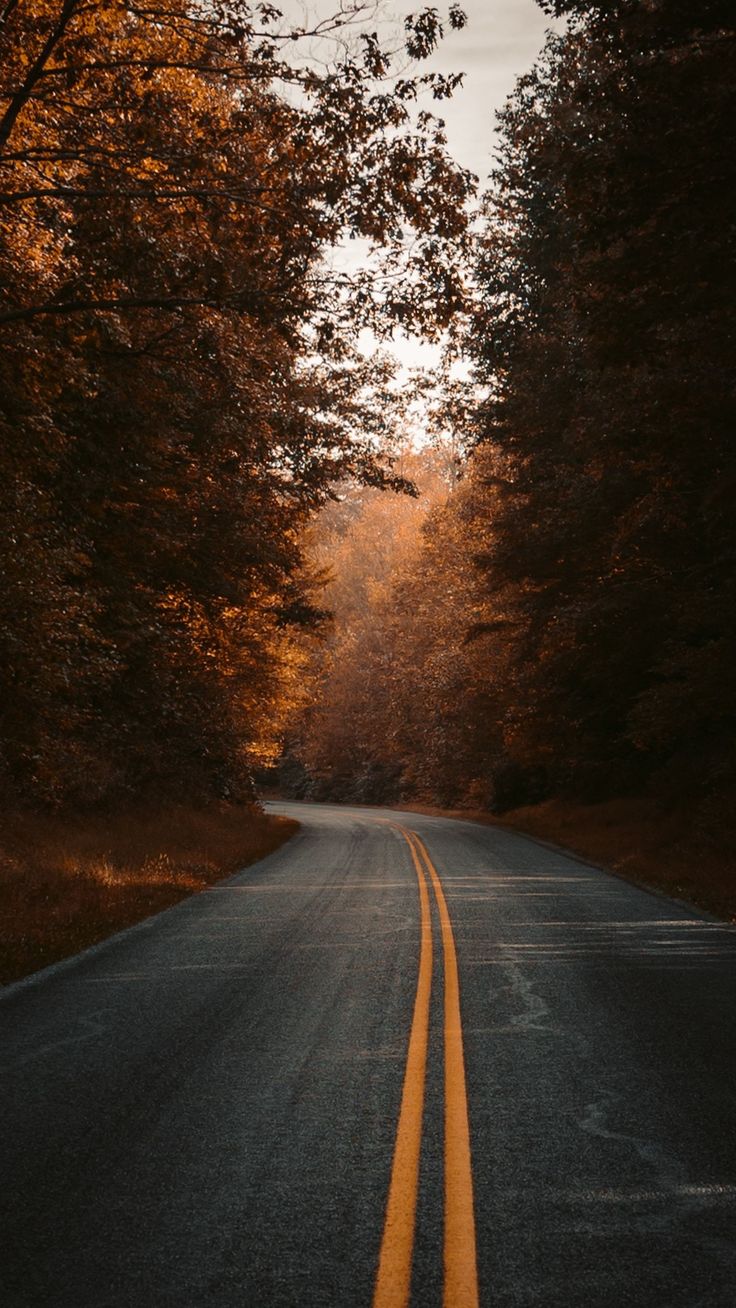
[498,796,736,921]
[0,804,297,985]
[391,796,736,922]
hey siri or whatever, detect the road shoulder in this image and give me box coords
[386,796,735,924]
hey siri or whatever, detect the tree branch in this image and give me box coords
[0,0,82,154]
[0,294,239,324]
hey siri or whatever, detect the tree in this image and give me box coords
[291,444,454,801]
[292,0,736,820]
[466,0,736,802]
[0,0,475,806]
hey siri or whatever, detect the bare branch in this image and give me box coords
[0,0,82,153]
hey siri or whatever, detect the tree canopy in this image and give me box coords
[5,0,734,826]
[0,0,473,806]
[290,0,736,825]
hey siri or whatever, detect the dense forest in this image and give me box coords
[0,0,471,809]
[289,0,736,845]
[1,0,734,851]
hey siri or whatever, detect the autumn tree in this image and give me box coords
[0,0,474,806]
[464,0,736,805]
[292,0,736,821]
[289,443,457,801]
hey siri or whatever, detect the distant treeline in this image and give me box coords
[0,1,470,808]
[292,0,736,824]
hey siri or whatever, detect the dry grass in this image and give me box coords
[0,804,298,985]
[498,796,736,921]
[392,795,736,922]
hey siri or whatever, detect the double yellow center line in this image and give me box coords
[373,825,479,1308]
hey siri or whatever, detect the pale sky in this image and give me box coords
[393,0,553,182]
[281,1,556,369]
[385,0,554,369]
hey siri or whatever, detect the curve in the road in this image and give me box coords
[3,799,736,1308]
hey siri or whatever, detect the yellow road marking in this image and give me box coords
[412,831,479,1308]
[372,830,433,1308]
[373,824,479,1308]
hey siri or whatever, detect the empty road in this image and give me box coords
[2,801,736,1306]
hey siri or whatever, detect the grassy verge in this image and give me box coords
[0,804,298,986]
[391,795,736,922]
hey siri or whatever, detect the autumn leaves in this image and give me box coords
[1,0,732,836]
[0,2,471,808]
[286,2,736,835]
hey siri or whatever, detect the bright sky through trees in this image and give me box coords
[390,1,553,179]
[385,0,555,371]
[280,1,555,372]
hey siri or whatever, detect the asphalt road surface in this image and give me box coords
[2,801,736,1307]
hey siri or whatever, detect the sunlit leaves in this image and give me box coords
[0,0,474,336]
[0,0,475,807]
[293,0,736,819]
